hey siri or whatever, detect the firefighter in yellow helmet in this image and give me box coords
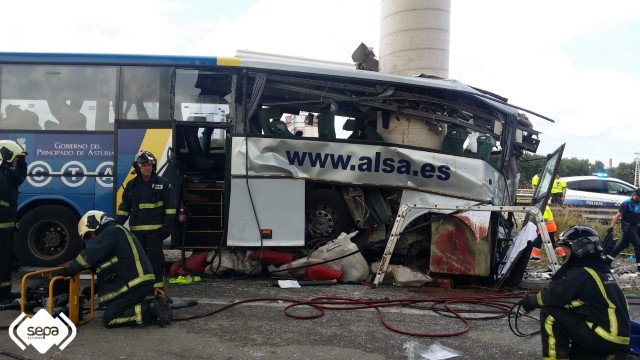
[53,210,172,327]
[116,150,176,292]
[0,140,27,302]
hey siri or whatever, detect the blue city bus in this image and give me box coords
[0,52,559,286]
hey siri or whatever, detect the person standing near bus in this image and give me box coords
[551,173,567,205]
[0,140,27,302]
[117,151,176,292]
[531,168,542,190]
[604,188,640,271]
[530,205,565,261]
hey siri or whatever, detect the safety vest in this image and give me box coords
[543,206,557,233]
[551,178,566,194]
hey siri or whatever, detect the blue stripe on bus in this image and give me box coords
[0,52,222,66]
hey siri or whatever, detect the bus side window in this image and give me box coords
[46,98,87,131]
[1,104,40,130]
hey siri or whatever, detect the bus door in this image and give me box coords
[114,66,174,218]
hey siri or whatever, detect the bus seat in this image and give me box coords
[442,126,468,154]
[2,105,40,130]
[317,102,337,139]
[258,107,293,137]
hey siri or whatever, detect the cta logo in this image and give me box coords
[9,309,76,354]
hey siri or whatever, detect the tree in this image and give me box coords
[610,162,635,184]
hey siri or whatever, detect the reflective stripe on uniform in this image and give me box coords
[98,226,155,303]
[570,299,585,308]
[154,282,164,288]
[0,222,15,229]
[130,224,163,231]
[536,292,544,306]
[165,209,176,215]
[138,201,164,209]
[583,267,630,345]
[96,257,119,274]
[76,254,91,268]
[0,281,11,287]
[544,314,558,359]
[116,210,129,216]
[98,274,155,303]
[107,304,143,326]
[0,200,10,207]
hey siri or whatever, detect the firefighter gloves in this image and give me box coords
[518,295,537,313]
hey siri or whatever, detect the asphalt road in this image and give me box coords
[1,272,639,359]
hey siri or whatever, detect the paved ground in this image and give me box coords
[1,259,640,360]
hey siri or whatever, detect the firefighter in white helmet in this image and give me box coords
[0,140,27,303]
[53,210,172,327]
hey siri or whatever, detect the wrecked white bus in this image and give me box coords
[0,52,560,286]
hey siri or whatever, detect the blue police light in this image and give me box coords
[592,172,608,178]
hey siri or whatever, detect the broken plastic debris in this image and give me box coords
[404,341,460,360]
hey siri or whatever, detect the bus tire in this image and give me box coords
[13,205,82,267]
[305,189,354,247]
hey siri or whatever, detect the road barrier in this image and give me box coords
[516,188,616,223]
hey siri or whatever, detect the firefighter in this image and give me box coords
[0,140,27,302]
[116,151,176,292]
[519,225,631,359]
[53,210,172,327]
[530,205,565,261]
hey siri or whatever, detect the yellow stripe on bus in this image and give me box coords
[116,129,172,210]
[217,57,241,67]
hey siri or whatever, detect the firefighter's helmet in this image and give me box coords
[556,225,602,258]
[78,210,110,239]
[0,140,25,163]
[132,150,157,174]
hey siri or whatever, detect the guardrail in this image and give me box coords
[516,188,616,223]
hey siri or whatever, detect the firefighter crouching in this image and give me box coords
[53,210,172,328]
[116,150,176,292]
[519,225,631,359]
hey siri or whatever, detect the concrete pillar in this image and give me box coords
[379,0,450,78]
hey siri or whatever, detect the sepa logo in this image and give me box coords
[9,309,76,354]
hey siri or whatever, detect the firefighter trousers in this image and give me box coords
[133,231,165,289]
[0,229,14,301]
[540,307,629,359]
[103,282,154,328]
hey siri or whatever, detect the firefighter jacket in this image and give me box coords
[66,221,155,305]
[116,173,176,235]
[529,256,630,346]
[0,158,27,229]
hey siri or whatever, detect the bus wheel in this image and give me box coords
[305,189,354,248]
[13,205,82,267]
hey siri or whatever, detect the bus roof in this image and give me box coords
[0,51,544,124]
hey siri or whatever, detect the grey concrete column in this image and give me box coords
[379,0,451,78]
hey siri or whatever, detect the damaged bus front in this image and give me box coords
[174,55,560,286]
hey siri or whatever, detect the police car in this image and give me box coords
[563,175,636,207]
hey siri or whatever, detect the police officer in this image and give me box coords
[519,225,631,359]
[117,151,176,291]
[54,210,171,327]
[605,188,640,270]
[0,140,27,302]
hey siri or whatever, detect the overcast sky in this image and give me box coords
[2,0,639,166]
